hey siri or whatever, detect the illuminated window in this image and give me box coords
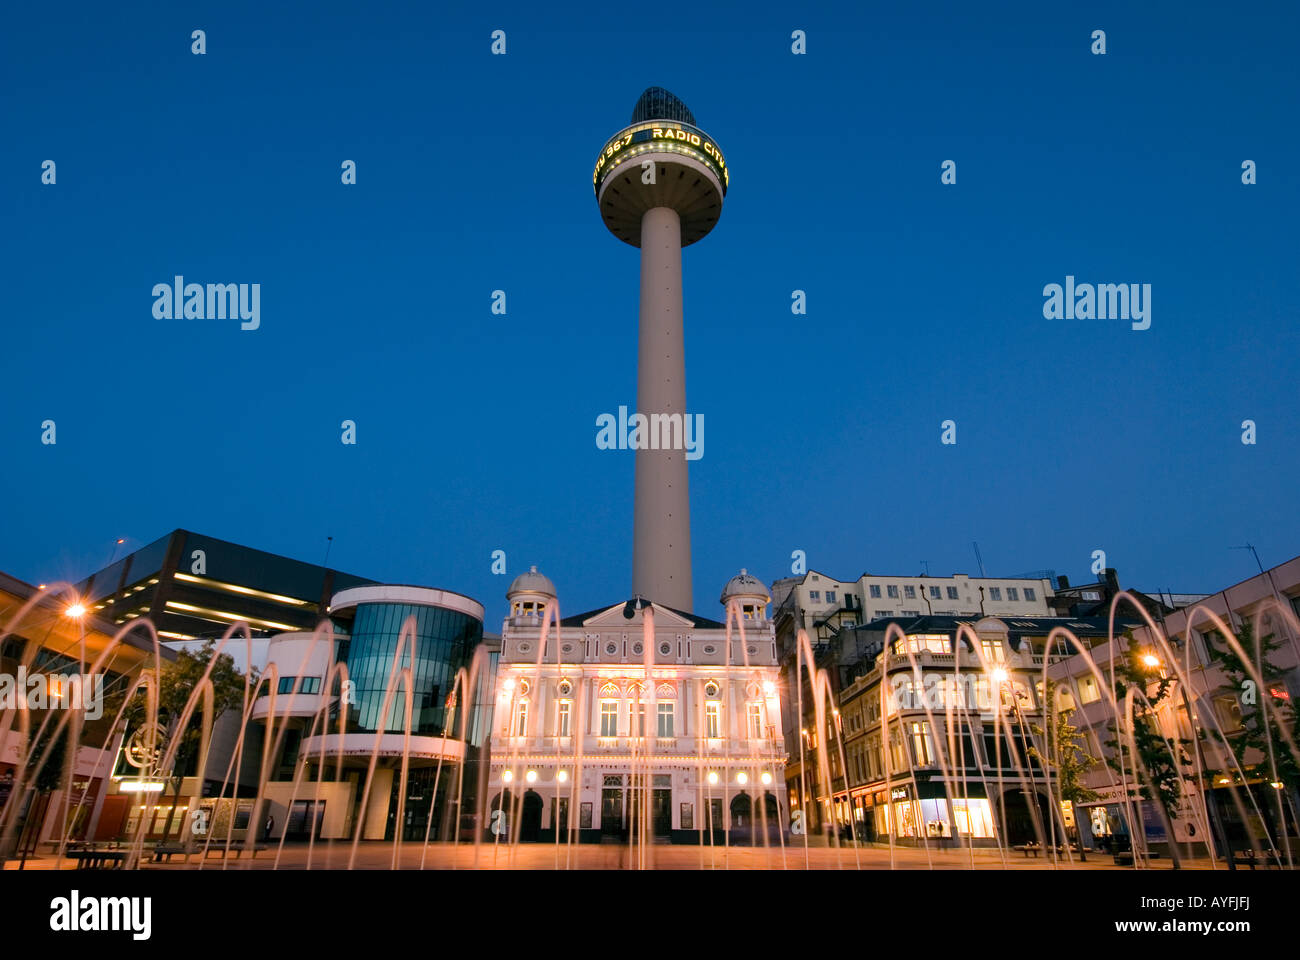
[894,634,950,655]
[657,702,674,737]
[951,798,995,837]
[600,700,618,737]
[706,702,721,739]
[747,702,763,739]
[514,700,528,737]
[1077,673,1100,705]
[981,639,1005,663]
[1214,695,1243,733]
[1053,685,1075,711]
[633,701,647,736]
[889,727,907,769]
[910,721,933,765]
[557,700,571,737]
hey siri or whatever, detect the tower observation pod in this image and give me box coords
[593,87,728,614]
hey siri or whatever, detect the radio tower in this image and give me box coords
[593,87,728,613]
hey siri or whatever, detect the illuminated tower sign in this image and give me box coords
[594,87,727,613]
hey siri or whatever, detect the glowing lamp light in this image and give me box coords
[1271,781,1285,790]
[1140,654,1161,670]
[525,769,538,783]
[761,771,772,785]
[557,770,569,783]
[119,780,165,793]
[707,771,719,785]
[502,770,514,783]
[736,772,748,785]
[503,678,515,692]
[762,680,775,696]
[991,668,1008,685]
[65,603,86,619]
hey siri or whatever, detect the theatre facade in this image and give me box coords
[487,567,788,844]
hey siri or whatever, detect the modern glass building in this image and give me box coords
[288,585,491,841]
[330,586,485,738]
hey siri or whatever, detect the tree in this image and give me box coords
[17,716,67,869]
[1200,618,1299,850]
[1029,678,1099,857]
[109,640,254,842]
[1105,633,1194,866]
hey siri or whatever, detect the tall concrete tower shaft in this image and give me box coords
[594,87,728,612]
[634,206,691,610]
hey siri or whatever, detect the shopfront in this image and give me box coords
[873,782,998,842]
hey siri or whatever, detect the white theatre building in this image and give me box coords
[486,567,788,844]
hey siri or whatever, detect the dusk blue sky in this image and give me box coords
[3,1,1298,623]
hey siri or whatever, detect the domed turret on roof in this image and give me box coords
[507,565,555,618]
[720,568,770,621]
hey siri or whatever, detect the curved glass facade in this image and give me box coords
[341,601,483,736]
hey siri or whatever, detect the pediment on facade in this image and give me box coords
[575,601,697,630]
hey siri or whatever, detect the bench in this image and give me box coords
[1016,842,1083,858]
[1232,849,1283,870]
[152,843,195,862]
[198,843,268,859]
[66,847,128,869]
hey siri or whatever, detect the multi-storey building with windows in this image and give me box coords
[487,567,787,844]
[772,570,1055,648]
[772,569,1056,820]
[789,613,1141,845]
[1046,555,1300,859]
